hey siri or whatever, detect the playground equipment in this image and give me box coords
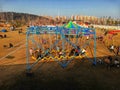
[26,21,97,73]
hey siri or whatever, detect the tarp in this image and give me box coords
[1,29,7,32]
[108,30,120,35]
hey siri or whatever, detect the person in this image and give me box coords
[9,43,13,48]
[109,45,114,52]
[99,36,103,41]
[29,48,33,56]
[77,46,80,52]
[81,48,86,55]
[97,58,103,64]
[59,50,63,58]
[0,35,3,38]
[69,48,75,56]
[36,49,42,59]
[56,46,60,52]
[18,29,22,34]
[108,56,112,63]
[86,36,89,40]
[44,48,50,57]
[42,39,46,44]
[4,34,6,38]
[114,59,120,68]
[75,49,79,56]
[74,46,80,56]
[18,30,21,34]
[10,25,15,31]
[104,57,111,70]
[116,46,120,55]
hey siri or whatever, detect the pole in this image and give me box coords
[93,28,97,65]
[26,29,31,73]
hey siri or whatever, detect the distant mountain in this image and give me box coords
[0,12,55,25]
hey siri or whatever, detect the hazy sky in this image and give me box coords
[0,0,120,17]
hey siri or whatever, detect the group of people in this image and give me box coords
[0,34,7,38]
[29,48,42,59]
[29,48,51,60]
[98,56,120,70]
[109,45,120,55]
[29,45,87,61]
[3,43,13,48]
[69,46,86,57]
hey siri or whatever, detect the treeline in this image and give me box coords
[0,12,55,27]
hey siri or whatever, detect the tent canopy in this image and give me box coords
[63,21,80,29]
[61,21,81,34]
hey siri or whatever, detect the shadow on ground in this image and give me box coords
[0,55,120,90]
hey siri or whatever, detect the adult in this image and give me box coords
[104,56,113,70]
[69,48,75,56]
[9,43,13,48]
[18,29,22,34]
[59,49,63,57]
[10,25,15,31]
[116,46,120,55]
[36,49,42,59]
[4,34,7,38]
[108,56,112,63]
[114,59,120,68]
[0,35,3,38]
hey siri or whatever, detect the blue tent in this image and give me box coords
[1,29,7,32]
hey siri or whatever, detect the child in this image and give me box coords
[9,43,13,48]
[81,48,86,55]
[29,48,33,56]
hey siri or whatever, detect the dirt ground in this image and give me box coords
[0,27,120,90]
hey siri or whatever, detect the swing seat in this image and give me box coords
[60,56,64,59]
[66,50,69,53]
[70,56,74,59]
[41,59,44,61]
[57,58,61,60]
[63,56,67,60]
[43,57,47,60]
[51,50,55,53]
[49,56,53,59]
[55,56,58,59]
[79,55,83,58]
[66,56,69,59]
[75,56,80,59]
[32,56,36,60]
[68,56,72,59]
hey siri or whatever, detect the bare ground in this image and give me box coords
[0,28,120,90]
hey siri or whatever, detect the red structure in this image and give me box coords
[108,30,120,34]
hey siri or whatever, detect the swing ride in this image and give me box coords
[26,21,97,72]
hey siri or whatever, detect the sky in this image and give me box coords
[0,0,120,18]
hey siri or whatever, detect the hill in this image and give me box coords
[0,12,55,26]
